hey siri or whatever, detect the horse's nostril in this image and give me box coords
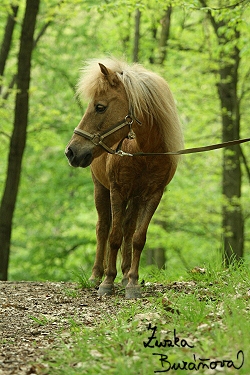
[65,146,92,168]
[65,146,74,160]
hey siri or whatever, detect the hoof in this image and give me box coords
[98,284,114,296]
[125,285,142,299]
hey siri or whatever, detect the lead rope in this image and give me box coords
[115,137,250,157]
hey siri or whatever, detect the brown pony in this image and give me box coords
[65,58,183,298]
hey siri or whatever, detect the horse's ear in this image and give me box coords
[99,63,119,86]
[99,63,110,76]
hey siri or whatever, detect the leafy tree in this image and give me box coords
[199,0,249,264]
[138,1,250,268]
[0,0,89,280]
[0,0,40,280]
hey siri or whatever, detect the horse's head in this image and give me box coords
[65,63,130,168]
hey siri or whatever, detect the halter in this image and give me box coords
[73,113,250,158]
[73,114,135,155]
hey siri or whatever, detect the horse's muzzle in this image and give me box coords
[65,146,93,168]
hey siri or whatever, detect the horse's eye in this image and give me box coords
[95,104,107,113]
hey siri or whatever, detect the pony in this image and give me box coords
[65,58,183,298]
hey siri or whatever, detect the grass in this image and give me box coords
[72,267,94,289]
[29,315,50,326]
[41,263,249,374]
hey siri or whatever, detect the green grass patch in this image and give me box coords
[42,264,250,374]
[72,267,94,289]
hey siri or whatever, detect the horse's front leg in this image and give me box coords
[125,192,164,299]
[121,198,140,286]
[98,190,126,296]
[89,175,111,285]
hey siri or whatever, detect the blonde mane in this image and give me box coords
[77,58,184,163]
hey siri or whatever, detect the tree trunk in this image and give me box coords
[218,50,244,265]
[147,218,167,269]
[133,9,141,62]
[149,25,157,64]
[200,0,244,265]
[0,0,40,280]
[147,248,166,269]
[0,5,19,94]
[158,6,172,65]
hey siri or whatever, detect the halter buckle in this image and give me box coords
[125,115,133,125]
[91,134,102,146]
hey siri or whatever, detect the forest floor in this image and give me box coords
[0,281,106,375]
[0,271,249,375]
[0,280,165,375]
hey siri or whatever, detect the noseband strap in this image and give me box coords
[73,115,134,154]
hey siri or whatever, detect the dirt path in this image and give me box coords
[0,281,166,375]
[0,281,126,375]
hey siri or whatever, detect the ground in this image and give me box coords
[0,282,103,375]
[0,281,164,375]
[1,276,249,375]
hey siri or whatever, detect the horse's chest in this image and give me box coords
[92,155,171,198]
[110,159,166,199]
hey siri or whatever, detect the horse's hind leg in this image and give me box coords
[89,175,111,285]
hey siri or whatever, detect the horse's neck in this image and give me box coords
[134,122,166,153]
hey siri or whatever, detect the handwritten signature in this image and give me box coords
[143,323,244,373]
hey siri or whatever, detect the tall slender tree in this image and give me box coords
[133,8,141,62]
[158,6,172,65]
[200,1,244,265]
[0,0,40,280]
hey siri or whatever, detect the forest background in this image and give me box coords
[0,0,249,282]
